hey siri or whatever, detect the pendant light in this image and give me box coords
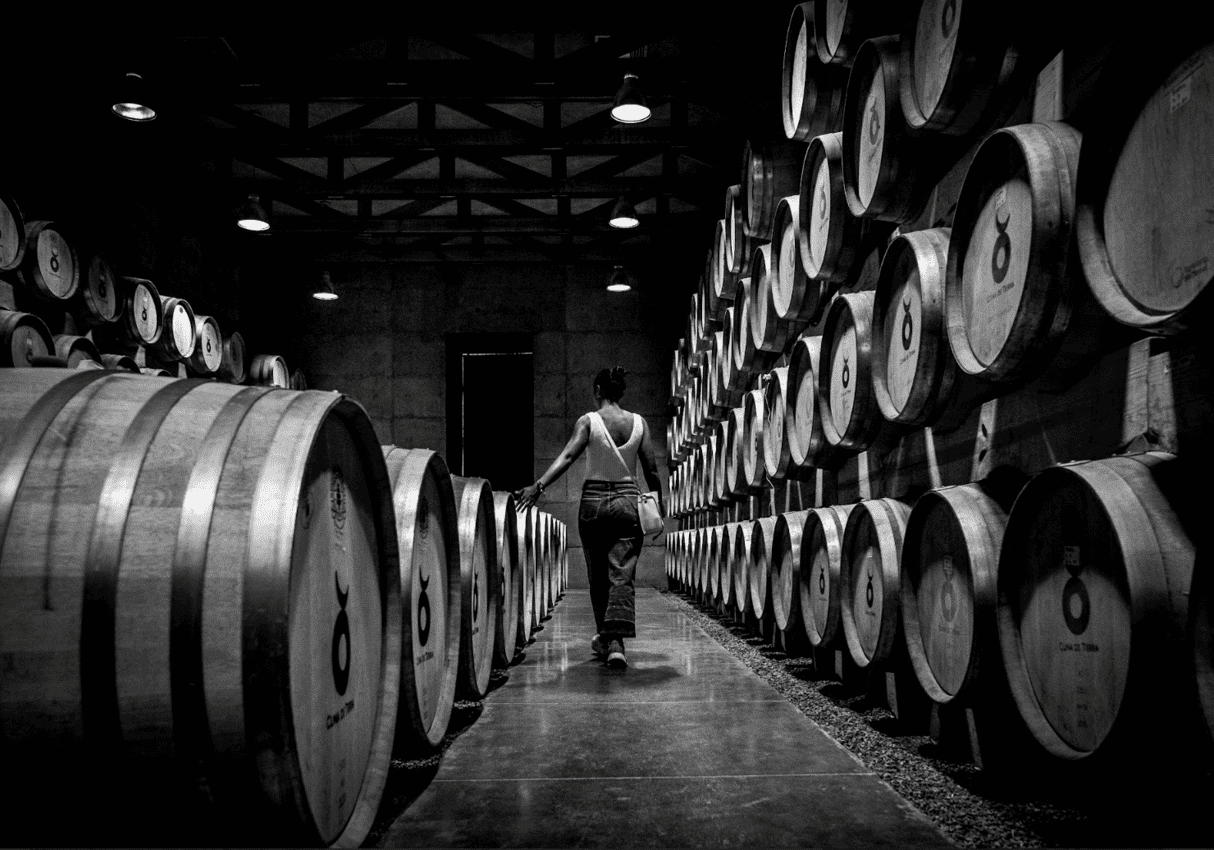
[607,266,632,293]
[111,72,156,122]
[236,194,270,232]
[608,196,639,229]
[313,271,339,301]
[611,73,651,124]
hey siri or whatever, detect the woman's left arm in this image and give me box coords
[637,416,666,519]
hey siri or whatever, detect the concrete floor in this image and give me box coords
[377,588,951,848]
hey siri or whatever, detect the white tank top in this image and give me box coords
[586,411,642,482]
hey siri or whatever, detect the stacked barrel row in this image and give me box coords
[668,453,1209,769]
[1,192,300,387]
[0,368,566,846]
[668,0,1210,773]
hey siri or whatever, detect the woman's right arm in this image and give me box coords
[514,414,592,510]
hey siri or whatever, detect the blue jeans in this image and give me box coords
[579,480,642,639]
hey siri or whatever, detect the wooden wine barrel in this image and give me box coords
[901,482,1012,704]
[946,122,1093,385]
[771,194,816,326]
[383,446,461,753]
[515,507,534,646]
[724,184,755,277]
[742,139,804,240]
[219,332,246,384]
[718,308,745,403]
[96,276,163,350]
[800,132,879,299]
[140,367,174,377]
[53,334,101,368]
[492,492,519,667]
[749,517,779,620]
[251,354,290,388]
[0,369,401,847]
[722,406,747,499]
[719,522,737,610]
[996,453,1196,762]
[733,522,752,614]
[1076,40,1214,334]
[0,192,26,272]
[74,254,122,328]
[787,336,849,472]
[15,221,79,302]
[290,370,308,391]
[820,291,898,452]
[762,367,796,480]
[843,36,942,223]
[188,315,224,377]
[450,476,497,700]
[155,297,197,362]
[814,0,900,66]
[749,243,797,354]
[783,3,849,140]
[740,388,766,495]
[101,353,140,373]
[530,508,546,629]
[706,525,723,603]
[799,504,855,648]
[841,498,911,668]
[873,227,978,428]
[898,0,1027,136]
[1,308,53,367]
[715,421,736,507]
[772,510,811,633]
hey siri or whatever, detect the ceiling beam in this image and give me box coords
[268,214,706,235]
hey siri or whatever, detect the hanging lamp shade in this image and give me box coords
[236,194,270,232]
[608,196,639,229]
[313,271,339,301]
[111,73,156,122]
[611,73,651,124]
[607,266,632,293]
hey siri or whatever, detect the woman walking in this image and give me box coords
[515,367,664,669]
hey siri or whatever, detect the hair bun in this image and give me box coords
[610,366,627,380]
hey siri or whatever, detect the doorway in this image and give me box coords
[446,334,534,493]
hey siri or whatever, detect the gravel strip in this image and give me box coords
[658,589,1214,849]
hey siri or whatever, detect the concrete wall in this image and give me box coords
[287,262,674,589]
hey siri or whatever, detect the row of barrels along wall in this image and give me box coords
[1,191,304,387]
[0,367,568,847]
[665,1,1212,773]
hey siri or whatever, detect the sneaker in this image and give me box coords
[591,634,607,658]
[606,639,628,669]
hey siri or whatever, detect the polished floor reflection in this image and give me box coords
[377,589,949,848]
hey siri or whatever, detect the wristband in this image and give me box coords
[535,480,545,494]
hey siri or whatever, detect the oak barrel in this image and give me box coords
[742,139,803,240]
[1076,40,1214,334]
[15,220,78,301]
[101,353,140,373]
[156,297,197,363]
[898,0,1028,136]
[251,353,290,388]
[187,315,224,377]
[947,121,1108,386]
[763,366,800,481]
[740,388,767,495]
[749,243,796,354]
[787,336,849,472]
[800,504,855,648]
[492,491,520,667]
[74,254,122,328]
[707,524,723,603]
[814,0,901,66]
[0,369,402,847]
[0,192,26,272]
[733,521,755,617]
[515,507,534,646]
[1191,546,1214,747]
[719,522,737,610]
[783,3,849,140]
[749,517,779,621]
[219,332,247,384]
[773,510,811,633]
[996,453,1196,762]
[843,36,943,223]
[723,406,747,499]
[901,481,1013,704]
[873,227,981,428]
[383,446,461,753]
[724,184,754,277]
[1,308,53,367]
[451,476,497,699]
[841,497,911,667]
[95,276,163,350]
[53,334,101,368]
[771,194,818,326]
[819,291,899,452]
